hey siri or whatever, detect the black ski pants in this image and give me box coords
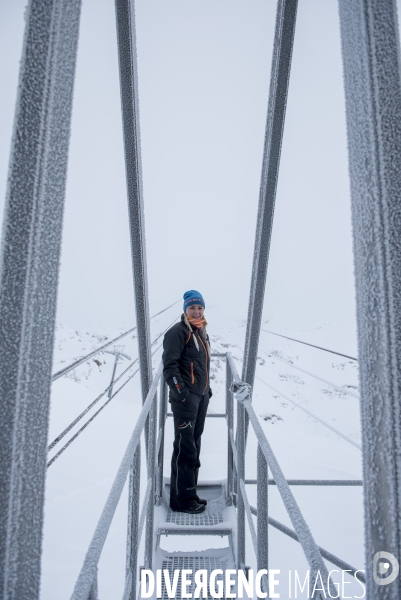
[170,391,209,509]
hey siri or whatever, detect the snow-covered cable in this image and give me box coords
[47,365,140,467]
[261,328,358,361]
[47,338,167,466]
[260,348,359,399]
[48,317,178,452]
[256,375,361,450]
[52,300,179,381]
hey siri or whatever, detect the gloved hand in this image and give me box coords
[230,381,252,403]
[208,387,213,399]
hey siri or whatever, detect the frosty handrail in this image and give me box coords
[226,352,334,588]
[52,300,178,381]
[262,328,358,361]
[249,505,366,583]
[70,361,163,600]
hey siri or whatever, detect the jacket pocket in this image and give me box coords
[190,362,195,384]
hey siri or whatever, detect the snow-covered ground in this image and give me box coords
[41,303,363,599]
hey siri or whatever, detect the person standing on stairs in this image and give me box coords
[162,290,212,514]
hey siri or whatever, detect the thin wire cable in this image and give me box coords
[48,316,178,452]
[47,341,165,467]
[52,300,179,381]
[261,328,358,361]
[256,375,361,450]
[259,348,359,399]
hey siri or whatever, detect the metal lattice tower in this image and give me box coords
[0,0,401,599]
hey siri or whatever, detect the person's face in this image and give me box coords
[186,304,204,319]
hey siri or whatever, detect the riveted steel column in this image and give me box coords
[242,0,298,394]
[0,1,81,598]
[115,0,153,417]
[338,2,401,597]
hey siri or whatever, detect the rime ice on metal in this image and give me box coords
[0,1,82,598]
[339,1,401,598]
[115,0,153,405]
[242,0,298,393]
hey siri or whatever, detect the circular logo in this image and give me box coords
[373,552,399,585]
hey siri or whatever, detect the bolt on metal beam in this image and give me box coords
[0,1,81,598]
[338,1,401,597]
[242,0,298,395]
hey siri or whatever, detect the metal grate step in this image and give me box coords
[160,555,228,600]
[166,498,224,527]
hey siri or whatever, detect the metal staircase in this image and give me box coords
[153,482,238,600]
[2,0,401,598]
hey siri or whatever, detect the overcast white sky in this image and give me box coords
[2,0,395,346]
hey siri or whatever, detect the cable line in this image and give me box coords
[47,316,179,458]
[47,340,165,468]
[261,328,358,361]
[52,300,179,381]
[260,348,359,399]
[256,375,361,450]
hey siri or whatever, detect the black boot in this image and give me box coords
[195,495,207,506]
[171,499,205,514]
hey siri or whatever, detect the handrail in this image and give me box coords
[245,478,363,486]
[249,505,366,583]
[67,350,362,600]
[52,300,179,381]
[70,361,163,600]
[227,352,337,596]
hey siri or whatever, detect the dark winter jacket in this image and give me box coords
[162,314,212,406]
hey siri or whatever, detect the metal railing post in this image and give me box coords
[338,2,401,597]
[125,445,141,600]
[257,445,268,594]
[226,358,234,505]
[156,379,168,505]
[0,1,81,597]
[237,399,246,570]
[144,391,157,569]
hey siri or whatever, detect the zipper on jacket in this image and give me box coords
[190,362,195,384]
[196,331,209,394]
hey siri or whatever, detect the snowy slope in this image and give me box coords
[41,304,364,599]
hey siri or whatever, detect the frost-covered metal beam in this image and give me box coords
[115,0,153,407]
[242,0,298,392]
[0,1,81,598]
[338,1,401,597]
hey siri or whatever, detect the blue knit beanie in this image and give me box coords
[183,290,205,312]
